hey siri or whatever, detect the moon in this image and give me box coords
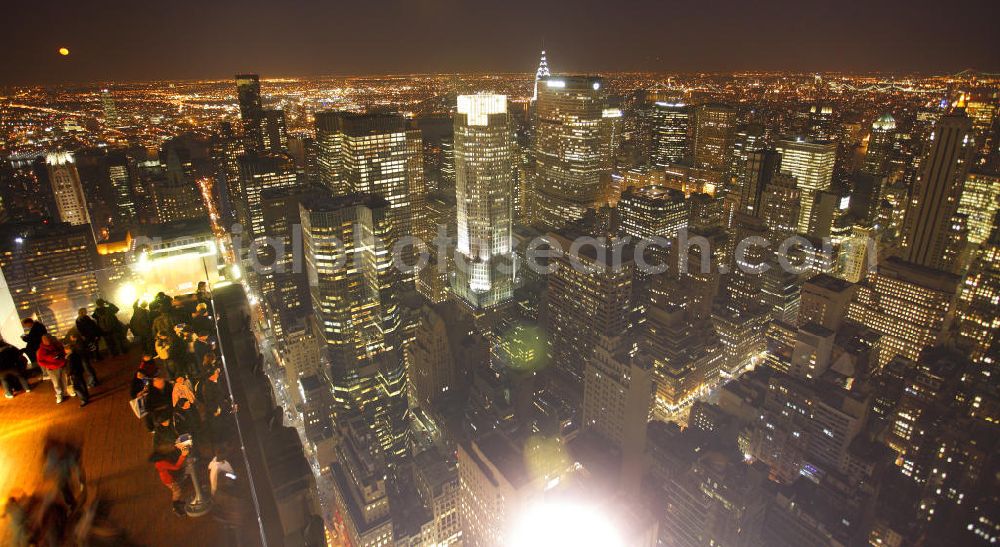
[58,47,70,56]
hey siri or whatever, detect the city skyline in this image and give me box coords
[2,0,1000,85]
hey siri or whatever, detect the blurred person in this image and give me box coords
[42,437,86,509]
[144,378,173,432]
[20,318,47,369]
[0,339,32,398]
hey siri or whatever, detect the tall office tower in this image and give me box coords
[404,304,457,409]
[0,222,100,335]
[545,231,634,385]
[798,273,855,331]
[329,415,395,547]
[259,184,323,335]
[532,49,551,102]
[100,88,118,124]
[45,152,91,226]
[235,73,265,152]
[848,256,959,367]
[533,75,618,229]
[958,170,1000,246]
[260,109,288,153]
[617,185,688,241]
[211,122,245,224]
[643,305,722,421]
[416,191,456,304]
[413,449,462,546]
[737,148,782,218]
[452,94,516,309]
[956,212,1000,364]
[900,112,975,273]
[692,103,736,172]
[863,113,897,177]
[775,138,836,233]
[105,151,136,224]
[650,101,689,167]
[238,152,298,239]
[806,104,835,141]
[312,112,419,250]
[440,137,456,193]
[583,335,654,490]
[301,192,408,466]
[759,172,801,238]
[729,124,768,195]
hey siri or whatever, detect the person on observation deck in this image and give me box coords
[35,335,68,404]
[149,440,190,517]
[93,299,126,356]
[74,308,104,362]
[20,318,47,367]
[0,339,32,398]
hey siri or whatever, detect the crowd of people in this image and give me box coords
[3,280,246,543]
[129,285,241,516]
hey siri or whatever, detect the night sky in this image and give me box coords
[2,0,998,85]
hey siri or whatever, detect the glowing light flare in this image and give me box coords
[58,47,70,56]
[509,501,624,547]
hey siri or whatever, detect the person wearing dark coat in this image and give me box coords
[0,341,31,398]
[20,318,47,366]
[93,299,126,356]
[75,308,103,361]
[62,332,98,388]
[64,344,90,407]
[144,377,174,431]
[130,301,154,353]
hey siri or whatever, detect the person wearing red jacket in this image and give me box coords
[35,335,68,404]
[150,443,190,516]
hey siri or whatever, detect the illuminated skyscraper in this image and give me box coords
[105,151,136,224]
[452,94,516,309]
[532,49,551,102]
[583,335,655,490]
[650,101,689,167]
[956,212,1000,364]
[45,152,91,226]
[775,138,836,233]
[737,148,781,218]
[848,256,959,367]
[0,222,100,335]
[533,76,619,229]
[619,185,688,239]
[301,192,408,465]
[260,109,288,153]
[759,172,801,238]
[806,104,835,141]
[863,113,896,177]
[235,73,265,152]
[100,88,118,125]
[545,231,634,385]
[693,103,736,172]
[958,170,1000,246]
[312,112,421,252]
[238,152,299,239]
[900,112,974,273]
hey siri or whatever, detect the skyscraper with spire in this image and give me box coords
[532,49,550,101]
